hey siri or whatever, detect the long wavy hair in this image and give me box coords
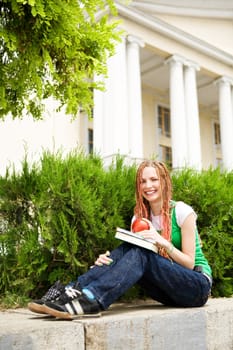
[134,160,173,243]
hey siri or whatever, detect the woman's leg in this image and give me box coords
[82,246,211,309]
[83,245,149,309]
[77,243,132,288]
[138,275,176,306]
[140,252,211,307]
[43,245,211,320]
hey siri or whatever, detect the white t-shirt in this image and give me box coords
[150,201,197,231]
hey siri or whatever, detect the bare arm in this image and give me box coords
[139,214,196,269]
[165,213,196,269]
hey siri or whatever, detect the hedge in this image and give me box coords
[0,151,232,307]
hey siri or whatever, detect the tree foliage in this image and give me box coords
[0,0,121,119]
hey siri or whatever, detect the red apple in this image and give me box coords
[132,218,150,233]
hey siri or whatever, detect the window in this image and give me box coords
[214,122,221,145]
[157,105,172,167]
[88,128,93,154]
[159,145,172,168]
[158,106,171,137]
[213,122,222,168]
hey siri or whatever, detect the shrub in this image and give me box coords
[0,153,232,305]
[172,168,233,297]
[0,152,136,299]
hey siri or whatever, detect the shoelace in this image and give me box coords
[58,287,82,303]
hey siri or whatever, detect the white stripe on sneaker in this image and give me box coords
[65,303,76,315]
[72,300,84,315]
[65,300,84,315]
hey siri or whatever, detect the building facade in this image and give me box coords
[1,0,233,174]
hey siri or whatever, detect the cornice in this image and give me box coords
[130,1,233,19]
[115,2,233,67]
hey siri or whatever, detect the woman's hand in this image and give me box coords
[94,250,113,266]
[135,218,170,250]
[141,228,169,250]
[133,216,196,269]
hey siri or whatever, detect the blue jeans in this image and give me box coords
[78,243,211,310]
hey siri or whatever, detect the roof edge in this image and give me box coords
[131,1,233,19]
[115,2,233,67]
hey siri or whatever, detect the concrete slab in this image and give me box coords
[0,298,232,350]
[0,309,84,350]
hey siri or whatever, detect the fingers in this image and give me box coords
[141,230,160,242]
[141,218,153,228]
[94,250,113,266]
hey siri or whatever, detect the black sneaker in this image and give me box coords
[43,284,101,320]
[28,280,66,315]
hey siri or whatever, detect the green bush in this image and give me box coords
[0,153,232,306]
[172,168,233,297]
[0,152,136,300]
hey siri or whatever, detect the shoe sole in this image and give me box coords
[28,302,50,315]
[43,305,101,320]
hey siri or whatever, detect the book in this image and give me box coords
[115,227,158,253]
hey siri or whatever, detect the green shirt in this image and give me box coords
[171,204,212,277]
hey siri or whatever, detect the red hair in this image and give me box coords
[134,160,173,256]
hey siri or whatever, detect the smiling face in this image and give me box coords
[134,160,172,220]
[140,166,162,205]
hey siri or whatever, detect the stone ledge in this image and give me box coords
[0,298,232,350]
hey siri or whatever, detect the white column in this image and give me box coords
[93,77,105,156]
[93,39,129,164]
[127,35,144,161]
[184,60,202,170]
[216,77,233,171]
[165,55,187,169]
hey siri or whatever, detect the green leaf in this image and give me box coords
[0,0,121,119]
